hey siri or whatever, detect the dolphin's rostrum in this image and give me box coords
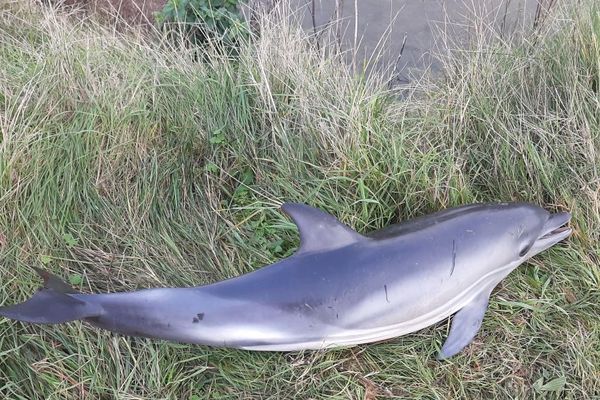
[0,202,571,358]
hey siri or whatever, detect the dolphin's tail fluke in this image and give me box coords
[0,268,102,324]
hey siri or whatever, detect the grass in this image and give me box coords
[0,1,598,398]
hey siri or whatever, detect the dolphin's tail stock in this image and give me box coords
[0,268,102,324]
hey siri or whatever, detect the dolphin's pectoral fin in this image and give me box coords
[437,288,493,360]
[281,203,366,254]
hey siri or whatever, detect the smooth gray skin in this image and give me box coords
[0,202,572,358]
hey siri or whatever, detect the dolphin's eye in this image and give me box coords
[519,242,533,257]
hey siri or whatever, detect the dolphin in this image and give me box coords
[0,202,571,358]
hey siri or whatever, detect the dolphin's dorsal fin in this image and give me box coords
[281,203,365,255]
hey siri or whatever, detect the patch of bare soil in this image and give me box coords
[47,0,167,25]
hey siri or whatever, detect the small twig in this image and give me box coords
[388,33,407,88]
[533,0,558,31]
[500,0,512,38]
[352,0,358,71]
[335,0,344,53]
[310,0,319,51]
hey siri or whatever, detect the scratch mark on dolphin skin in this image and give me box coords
[327,306,338,319]
[384,285,390,303]
[192,313,204,323]
[450,240,456,276]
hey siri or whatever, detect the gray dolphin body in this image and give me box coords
[0,202,571,358]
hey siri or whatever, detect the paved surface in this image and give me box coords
[298,0,539,82]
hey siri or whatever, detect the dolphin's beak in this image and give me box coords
[529,212,572,256]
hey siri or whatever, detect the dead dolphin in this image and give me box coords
[0,202,571,358]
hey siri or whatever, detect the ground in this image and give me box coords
[48,0,165,24]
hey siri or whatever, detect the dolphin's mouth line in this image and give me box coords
[529,211,572,256]
[541,211,571,233]
[540,225,571,239]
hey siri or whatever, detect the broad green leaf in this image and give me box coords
[540,377,567,392]
[68,273,83,286]
[62,233,78,247]
[40,255,52,265]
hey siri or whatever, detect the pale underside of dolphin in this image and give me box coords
[0,202,571,359]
